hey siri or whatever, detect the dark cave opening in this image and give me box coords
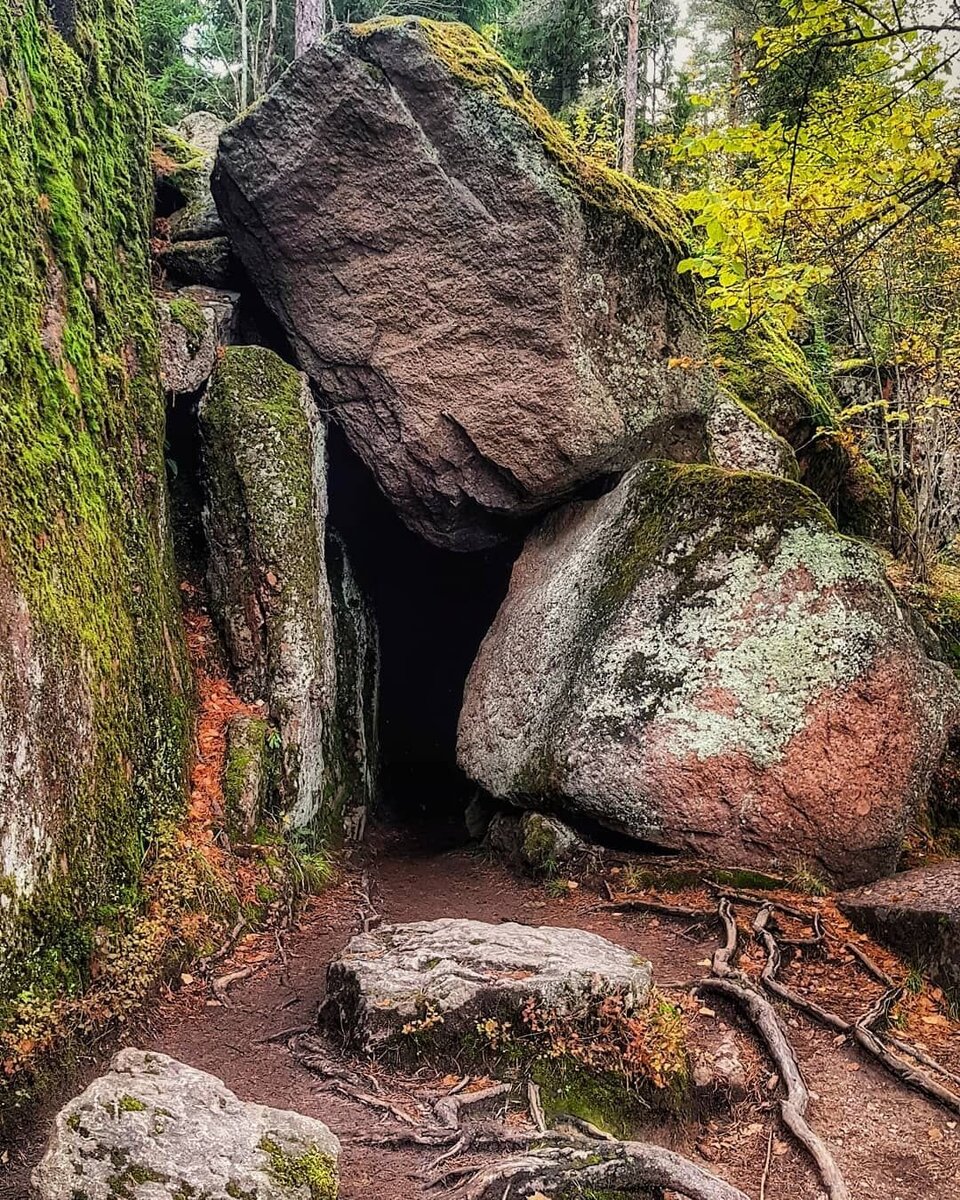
[165,388,207,580]
[326,422,519,831]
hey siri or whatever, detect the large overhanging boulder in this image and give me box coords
[457,462,960,886]
[213,18,714,550]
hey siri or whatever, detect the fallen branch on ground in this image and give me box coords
[211,965,253,1006]
[594,898,716,921]
[434,1082,510,1130]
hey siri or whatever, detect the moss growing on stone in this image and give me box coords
[592,461,833,620]
[167,295,207,355]
[351,17,688,257]
[259,1137,338,1200]
[0,0,190,1051]
[713,318,836,435]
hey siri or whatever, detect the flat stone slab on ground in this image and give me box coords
[32,1047,340,1200]
[322,917,652,1054]
[838,860,960,1001]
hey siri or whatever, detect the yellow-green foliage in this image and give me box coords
[0,0,189,1035]
[351,18,688,256]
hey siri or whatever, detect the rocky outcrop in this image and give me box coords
[839,863,960,1003]
[322,918,652,1055]
[213,19,714,551]
[32,1048,340,1199]
[458,462,959,886]
[200,347,377,831]
[201,347,338,828]
[157,287,238,394]
[157,236,237,289]
[0,0,190,1027]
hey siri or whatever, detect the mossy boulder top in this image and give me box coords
[213,18,713,550]
[31,1048,340,1199]
[322,917,652,1055]
[457,462,960,886]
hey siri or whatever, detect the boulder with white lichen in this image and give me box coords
[458,461,960,886]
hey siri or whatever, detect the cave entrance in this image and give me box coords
[327,424,518,837]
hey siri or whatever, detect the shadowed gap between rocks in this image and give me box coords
[325,422,517,839]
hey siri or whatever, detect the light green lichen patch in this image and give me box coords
[574,464,892,767]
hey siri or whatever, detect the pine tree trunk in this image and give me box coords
[621,0,640,175]
[295,0,327,57]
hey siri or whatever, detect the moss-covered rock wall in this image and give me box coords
[0,0,190,1034]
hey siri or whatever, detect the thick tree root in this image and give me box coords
[700,899,852,1200]
[449,1141,752,1200]
[754,906,960,1115]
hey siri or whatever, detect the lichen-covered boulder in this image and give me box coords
[706,389,798,479]
[457,462,959,885]
[322,918,652,1054]
[201,347,339,828]
[31,1048,339,1200]
[213,18,713,550]
[838,862,960,1003]
[157,287,237,394]
[484,809,587,871]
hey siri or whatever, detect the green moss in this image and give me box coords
[167,296,206,356]
[118,1094,146,1112]
[351,18,688,256]
[592,462,832,620]
[0,0,190,1054]
[259,1137,338,1200]
[713,318,836,436]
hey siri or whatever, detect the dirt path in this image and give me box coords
[5,829,960,1199]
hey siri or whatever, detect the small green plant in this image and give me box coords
[787,862,830,897]
[904,967,925,995]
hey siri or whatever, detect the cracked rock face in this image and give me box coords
[457,461,960,886]
[322,918,652,1054]
[31,1048,340,1200]
[213,19,713,550]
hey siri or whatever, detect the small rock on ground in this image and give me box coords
[31,1047,340,1200]
[322,916,652,1054]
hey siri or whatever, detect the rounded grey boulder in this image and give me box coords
[31,1048,340,1199]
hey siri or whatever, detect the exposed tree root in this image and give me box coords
[448,1141,752,1200]
[700,899,851,1200]
[754,906,960,1115]
[699,977,850,1200]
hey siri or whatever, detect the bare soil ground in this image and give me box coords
[5,826,960,1199]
